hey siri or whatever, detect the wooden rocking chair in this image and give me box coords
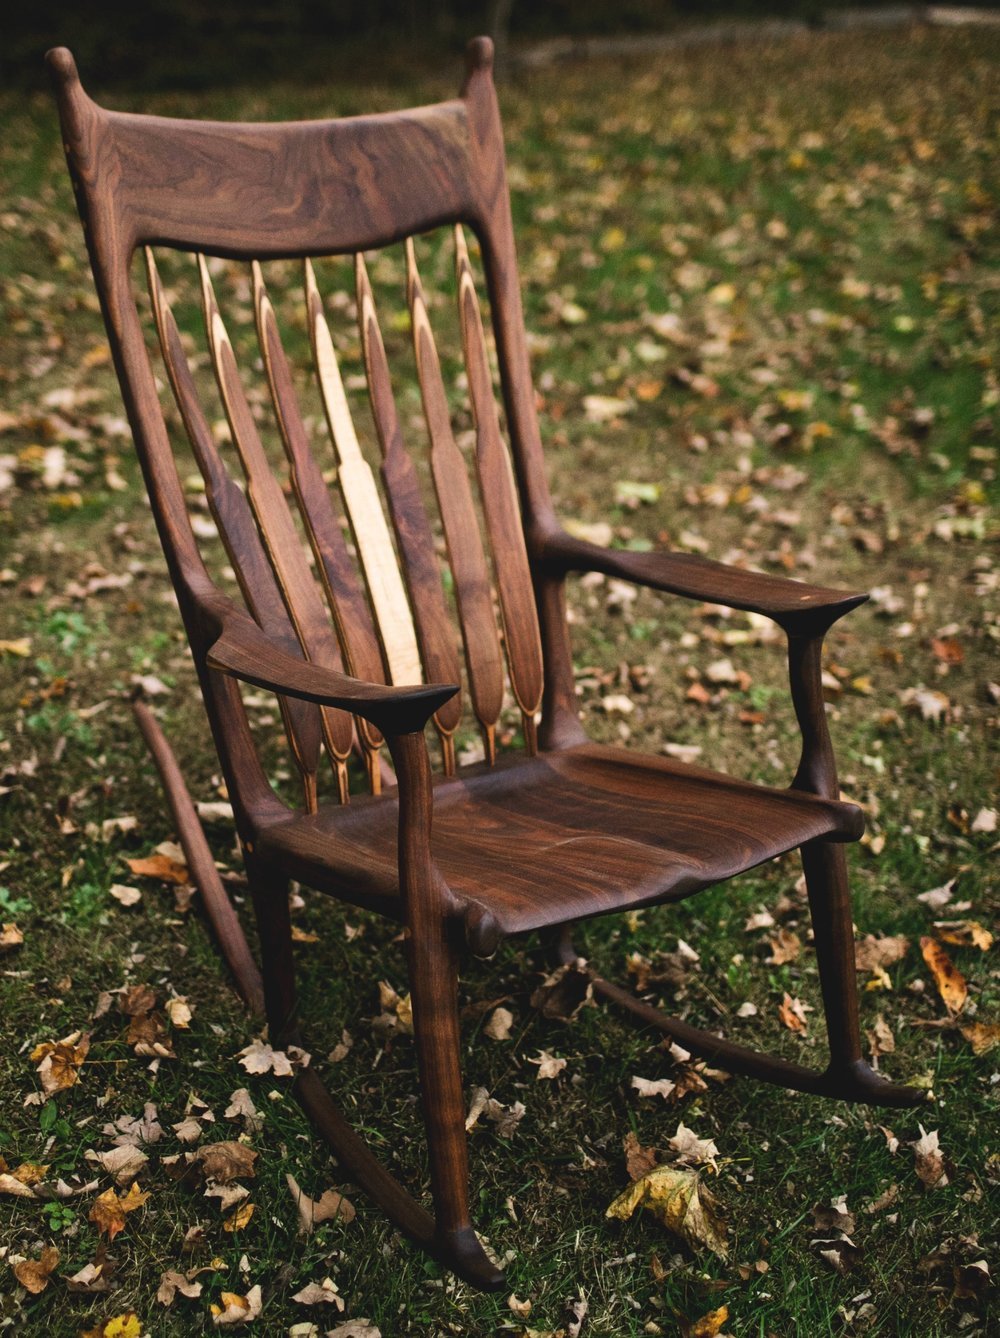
[48,37,923,1291]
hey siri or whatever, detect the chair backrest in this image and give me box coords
[48,38,581,821]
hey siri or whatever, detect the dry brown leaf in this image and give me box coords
[530,1050,567,1080]
[623,1130,658,1181]
[0,922,24,951]
[223,1201,255,1232]
[766,928,802,965]
[224,1089,260,1126]
[89,1182,150,1240]
[211,1285,263,1326]
[109,884,141,907]
[13,1245,60,1294]
[911,1126,949,1189]
[325,1324,382,1338]
[291,1277,344,1307]
[811,1194,856,1235]
[607,1164,728,1258]
[125,853,189,884]
[31,1030,90,1094]
[85,1144,148,1186]
[854,934,909,973]
[236,1039,295,1077]
[959,1020,1000,1055]
[920,936,968,1014]
[197,1141,257,1185]
[120,984,157,1016]
[156,1269,203,1305]
[630,1075,676,1100]
[668,1122,720,1172]
[483,1006,515,1041]
[778,993,809,1033]
[64,1259,113,1294]
[203,1181,250,1212]
[464,1087,526,1137]
[530,960,594,1021]
[0,1173,38,1198]
[165,997,193,1028]
[285,1171,356,1233]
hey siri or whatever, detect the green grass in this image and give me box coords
[1,23,998,1338]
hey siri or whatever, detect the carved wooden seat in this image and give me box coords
[48,36,923,1293]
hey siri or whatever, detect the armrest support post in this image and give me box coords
[787,632,838,800]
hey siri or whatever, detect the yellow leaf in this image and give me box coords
[684,1305,730,1338]
[0,638,32,657]
[223,1201,255,1232]
[90,1183,150,1240]
[606,1164,728,1258]
[103,1316,142,1338]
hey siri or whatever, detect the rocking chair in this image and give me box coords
[48,37,923,1291]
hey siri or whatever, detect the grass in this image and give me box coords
[1,21,998,1337]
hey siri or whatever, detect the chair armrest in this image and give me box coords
[537,529,867,633]
[205,606,457,736]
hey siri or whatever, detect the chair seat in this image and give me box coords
[256,742,863,940]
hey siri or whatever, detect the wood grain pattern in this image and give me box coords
[407,238,504,760]
[355,251,463,770]
[305,258,424,689]
[454,226,543,745]
[146,248,323,809]
[252,260,387,790]
[199,254,353,800]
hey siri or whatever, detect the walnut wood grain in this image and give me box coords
[454,225,543,745]
[355,252,463,771]
[145,249,323,810]
[407,238,504,760]
[252,260,386,791]
[199,255,354,799]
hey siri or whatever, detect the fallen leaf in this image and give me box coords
[529,1050,567,1080]
[325,1324,381,1338]
[959,1020,1000,1055]
[935,920,993,952]
[120,984,157,1016]
[668,1122,720,1172]
[109,884,142,907]
[13,1245,60,1294]
[223,1201,255,1232]
[125,852,189,884]
[507,1293,532,1318]
[98,1314,142,1338]
[854,934,909,972]
[970,806,997,834]
[211,1285,263,1325]
[607,1164,728,1258]
[811,1194,856,1235]
[85,1144,149,1186]
[291,1277,344,1308]
[920,937,968,1014]
[630,1075,676,1100]
[89,1182,150,1240]
[0,1173,39,1198]
[623,1130,658,1181]
[911,1126,949,1189]
[464,1087,526,1137]
[157,1269,203,1305]
[0,922,24,951]
[681,1305,729,1338]
[778,993,809,1033]
[236,1039,295,1077]
[64,1259,113,1294]
[196,1142,257,1185]
[224,1089,260,1127]
[165,997,193,1028]
[530,960,593,1021]
[483,1006,515,1041]
[31,1030,90,1093]
[203,1181,250,1212]
[766,928,802,965]
[285,1172,356,1233]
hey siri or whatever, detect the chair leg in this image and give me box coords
[407,916,506,1290]
[247,862,297,1041]
[800,837,909,1103]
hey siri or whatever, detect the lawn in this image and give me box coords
[1,21,998,1338]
